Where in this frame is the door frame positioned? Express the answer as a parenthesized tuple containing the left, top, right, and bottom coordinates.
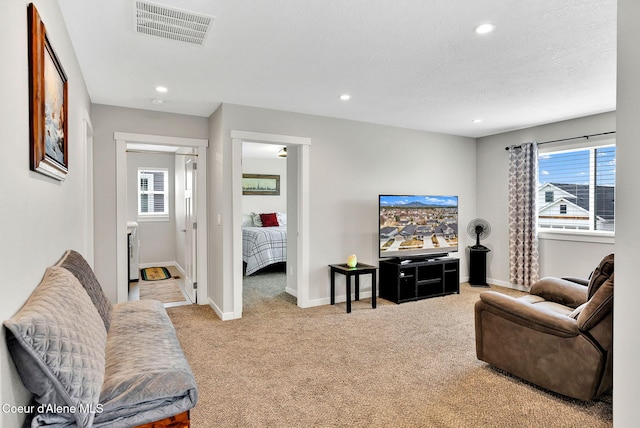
(231, 131, 311, 319)
(82, 110, 94, 266)
(114, 132, 209, 304)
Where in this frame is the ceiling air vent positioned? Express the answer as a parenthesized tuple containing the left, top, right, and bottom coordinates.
(134, 0, 214, 46)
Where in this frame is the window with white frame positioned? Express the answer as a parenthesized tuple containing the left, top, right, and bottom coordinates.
(138, 168, 168, 218)
(538, 141, 615, 233)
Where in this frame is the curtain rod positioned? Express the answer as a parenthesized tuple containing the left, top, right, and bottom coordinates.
(504, 131, 616, 151)
(126, 149, 198, 156)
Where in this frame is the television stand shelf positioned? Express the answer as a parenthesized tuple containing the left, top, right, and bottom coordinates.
(379, 258, 459, 303)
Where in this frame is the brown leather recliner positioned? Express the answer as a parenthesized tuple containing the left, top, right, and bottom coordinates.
(474, 254, 614, 401)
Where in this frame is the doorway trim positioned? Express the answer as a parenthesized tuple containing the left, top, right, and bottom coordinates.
(114, 132, 209, 304)
(82, 110, 94, 266)
(231, 131, 310, 319)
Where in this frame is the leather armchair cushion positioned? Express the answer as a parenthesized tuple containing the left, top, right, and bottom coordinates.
(578, 274, 614, 331)
(530, 277, 588, 308)
(562, 277, 589, 286)
(478, 291, 579, 337)
(587, 253, 614, 299)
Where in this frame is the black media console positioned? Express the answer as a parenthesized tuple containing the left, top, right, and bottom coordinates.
(379, 257, 460, 304)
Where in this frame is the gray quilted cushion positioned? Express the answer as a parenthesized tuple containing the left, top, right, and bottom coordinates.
(94, 300, 198, 426)
(4, 267, 107, 428)
(56, 249, 113, 331)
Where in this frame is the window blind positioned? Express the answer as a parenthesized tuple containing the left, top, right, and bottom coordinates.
(138, 169, 168, 216)
(538, 144, 615, 232)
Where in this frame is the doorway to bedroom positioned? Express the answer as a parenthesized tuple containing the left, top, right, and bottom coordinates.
(241, 142, 292, 314)
(231, 130, 310, 320)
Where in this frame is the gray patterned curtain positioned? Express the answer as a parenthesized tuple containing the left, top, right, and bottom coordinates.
(508, 142, 539, 288)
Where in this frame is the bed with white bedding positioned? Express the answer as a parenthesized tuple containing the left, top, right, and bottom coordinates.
(242, 226, 287, 275)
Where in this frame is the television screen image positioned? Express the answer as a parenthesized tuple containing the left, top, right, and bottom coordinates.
(379, 195, 458, 259)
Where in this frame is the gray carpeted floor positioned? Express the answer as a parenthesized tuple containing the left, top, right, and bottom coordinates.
(167, 273, 612, 427)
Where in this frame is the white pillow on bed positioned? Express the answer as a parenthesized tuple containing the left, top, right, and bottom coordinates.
(250, 212, 262, 227)
(277, 212, 287, 226)
(242, 214, 254, 227)
(251, 213, 262, 227)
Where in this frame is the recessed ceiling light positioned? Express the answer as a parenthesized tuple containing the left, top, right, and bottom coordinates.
(472, 118, 483, 123)
(474, 23, 495, 35)
(340, 94, 351, 101)
(155, 86, 168, 93)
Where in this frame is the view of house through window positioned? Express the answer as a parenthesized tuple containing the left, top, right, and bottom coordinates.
(538, 143, 615, 232)
(138, 168, 168, 217)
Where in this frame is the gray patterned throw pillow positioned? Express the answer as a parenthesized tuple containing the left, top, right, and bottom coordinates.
(4, 267, 107, 428)
(56, 249, 113, 330)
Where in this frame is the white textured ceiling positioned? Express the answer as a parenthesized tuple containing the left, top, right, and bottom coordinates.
(58, 0, 616, 138)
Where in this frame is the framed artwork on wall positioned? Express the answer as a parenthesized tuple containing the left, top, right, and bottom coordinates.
(242, 174, 280, 195)
(28, 3, 69, 181)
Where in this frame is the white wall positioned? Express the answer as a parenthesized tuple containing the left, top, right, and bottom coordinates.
(614, 0, 640, 424)
(242, 157, 288, 215)
(0, 1, 92, 426)
(476, 112, 616, 285)
(208, 106, 226, 308)
(127, 152, 176, 266)
(208, 104, 477, 313)
(92, 104, 209, 301)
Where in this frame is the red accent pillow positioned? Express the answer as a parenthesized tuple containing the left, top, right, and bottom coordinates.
(259, 213, 279, 227)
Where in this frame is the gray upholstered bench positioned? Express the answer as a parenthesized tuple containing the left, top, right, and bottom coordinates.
(4, 250, 198, 427)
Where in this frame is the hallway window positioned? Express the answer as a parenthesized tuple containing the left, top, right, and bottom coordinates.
(138, 168, 168, 218)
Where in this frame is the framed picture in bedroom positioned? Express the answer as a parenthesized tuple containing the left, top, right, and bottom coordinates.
(28, 3, 69, 181)
(242, 174, 280, 195)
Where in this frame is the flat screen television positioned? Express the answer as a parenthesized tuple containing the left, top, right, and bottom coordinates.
(379, 195, 459, 260)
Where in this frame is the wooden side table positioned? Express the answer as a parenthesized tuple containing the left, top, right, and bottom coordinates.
(329, 263, 378, 313)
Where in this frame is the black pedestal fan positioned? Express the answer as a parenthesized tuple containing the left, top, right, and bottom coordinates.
(467, 218, 491, 287)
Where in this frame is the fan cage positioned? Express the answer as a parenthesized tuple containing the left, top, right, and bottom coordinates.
(467, 218, 491, 248)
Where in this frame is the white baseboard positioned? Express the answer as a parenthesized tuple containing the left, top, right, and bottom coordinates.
(488, 278, 529, 291)
(174, 263, 186, 276)
(285, 287, 297, 297)
(208, 298, 238, 321)
(307, 291, 374, 308)
(304, 298, 329, 308)
(139, 260, 177, 269)
(461, 276, 525, 291)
